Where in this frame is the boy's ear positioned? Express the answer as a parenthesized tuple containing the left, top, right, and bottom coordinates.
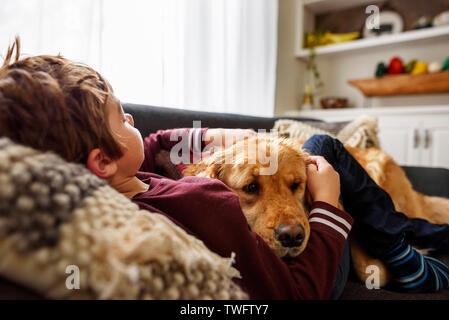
(86, 148, 118, 179)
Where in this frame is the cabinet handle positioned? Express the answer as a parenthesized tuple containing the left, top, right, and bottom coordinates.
(424, 129, 431, 149)
(413, 129, 420, 149)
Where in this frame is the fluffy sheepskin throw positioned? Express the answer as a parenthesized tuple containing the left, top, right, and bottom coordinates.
(0, 137, 247, 300)
(273, 115, 380, 149)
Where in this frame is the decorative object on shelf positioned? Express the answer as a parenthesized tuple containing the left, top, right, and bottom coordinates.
(444, 56, 449, 71)
(301, 84, 314, 111)
(348, 71, 449, 97)
(302, 34, 325, 109)
(428, 61, 443, 73)
(305, 48, 324, 90)
(387, 56, 404, 75)
(375, 62, 387, 78)
(304, 30, 359, 48)
(363, 9, 404, 38)
(433, 10, 449, 27)
(412, 16, 433, 30)
(373, 54, 448, 80)
(297, 25, 449, 59)
(410, 61, 428, 75)
(320, 97, 348, 109)
(303, 30, 325, 48)
(404, 60, 417, 74)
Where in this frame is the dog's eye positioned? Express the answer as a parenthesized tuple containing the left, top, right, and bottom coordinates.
(243, 182, 259, 194)
(291, 182, 300, 192)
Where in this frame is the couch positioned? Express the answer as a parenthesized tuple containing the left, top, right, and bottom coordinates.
(1, 103, 449, 300)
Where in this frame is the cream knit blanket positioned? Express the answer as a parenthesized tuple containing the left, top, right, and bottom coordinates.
(0, 137, 247, 300)
(274, 115, 380, 149)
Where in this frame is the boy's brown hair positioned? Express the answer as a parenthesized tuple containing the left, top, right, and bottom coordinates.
(0, 37, 123, 163)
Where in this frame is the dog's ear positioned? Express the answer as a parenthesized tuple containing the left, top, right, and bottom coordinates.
(183, 148, 226, 180)
(300, 148, 312, 165)
(183, 162, 223, 179)
(304, 187, 314, 215)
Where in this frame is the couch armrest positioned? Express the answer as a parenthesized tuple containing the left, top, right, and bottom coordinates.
(402, 166, 449, 198)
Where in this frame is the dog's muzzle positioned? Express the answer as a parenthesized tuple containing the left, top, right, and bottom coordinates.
(275, 223, 305, 248)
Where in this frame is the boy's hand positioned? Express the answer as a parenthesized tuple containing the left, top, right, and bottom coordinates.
(306, 155, 341, 208)
(204, 128, 256, 147)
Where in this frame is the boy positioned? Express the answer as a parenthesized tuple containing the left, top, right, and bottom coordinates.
(0, 38, 447, 299)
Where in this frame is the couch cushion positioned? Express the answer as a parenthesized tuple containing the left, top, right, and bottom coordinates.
(340, 251, 449, 300)
(402, 166, 449, 198)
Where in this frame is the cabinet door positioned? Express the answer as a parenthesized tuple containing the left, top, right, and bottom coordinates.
(420, 117, 449, 169)
(377, 118, 421, 167)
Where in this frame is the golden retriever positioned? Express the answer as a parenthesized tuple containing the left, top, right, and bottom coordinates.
(183, 135, 449, 287)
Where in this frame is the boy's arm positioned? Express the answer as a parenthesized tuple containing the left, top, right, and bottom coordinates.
(140, 128, 255, 173)
(284, 200, 353, 299)
(140, 128, 208, 173)
(234, 200, 353, 300)
(132, 176, 352, 299)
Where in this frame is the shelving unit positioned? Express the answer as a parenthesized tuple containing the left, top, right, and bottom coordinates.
(283, 0, 449, 169)
(303, 0, 386, 15)
(348, 71, 449, 97)
(293, 0, 449, 109)
(296, 25, 449, 59)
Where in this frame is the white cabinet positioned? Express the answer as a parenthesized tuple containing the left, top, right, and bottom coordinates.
(418, 119, 449, 168)
(284, 106, 449, 169)
(376, 116, 421, 167)
(378, 115, 449, 168)
(376, 124, 417, 166)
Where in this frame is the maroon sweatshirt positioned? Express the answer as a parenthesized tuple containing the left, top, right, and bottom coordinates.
(132, 129, 354, 299)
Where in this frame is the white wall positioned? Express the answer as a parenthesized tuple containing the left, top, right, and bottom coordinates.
(274, 0, 305, 116)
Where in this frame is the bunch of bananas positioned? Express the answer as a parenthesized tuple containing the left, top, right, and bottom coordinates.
(304, 30, 360, 48)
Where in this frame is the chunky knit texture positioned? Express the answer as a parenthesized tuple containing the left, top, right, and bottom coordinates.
(0, 137, 247, 300)
(274, 115, 380, 150)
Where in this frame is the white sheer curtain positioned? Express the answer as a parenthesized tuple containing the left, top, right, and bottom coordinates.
(0, 0, 278, 116)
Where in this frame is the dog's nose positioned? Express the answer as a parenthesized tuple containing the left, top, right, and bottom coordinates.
(275, 224, 305, 248)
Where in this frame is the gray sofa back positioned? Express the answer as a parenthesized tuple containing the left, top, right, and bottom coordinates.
(123, 103, 449, 200)
(123, 103, 319, 138)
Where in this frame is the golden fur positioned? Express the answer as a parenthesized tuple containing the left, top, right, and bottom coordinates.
(185, 136, 312, 257)
(184, 135, 449, 287)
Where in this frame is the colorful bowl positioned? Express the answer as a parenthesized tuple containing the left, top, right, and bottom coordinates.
(320, 97, 348, 109)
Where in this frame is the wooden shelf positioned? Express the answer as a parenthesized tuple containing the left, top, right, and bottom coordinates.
(296, 25, 449, 58)
(348, 71, 449, 97)
(283, 105, 449, 119)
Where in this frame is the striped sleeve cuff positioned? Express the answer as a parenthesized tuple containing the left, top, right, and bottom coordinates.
(309, 201, 353, 240)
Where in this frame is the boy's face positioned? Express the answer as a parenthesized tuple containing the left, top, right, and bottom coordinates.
(106, 95, 145, 177)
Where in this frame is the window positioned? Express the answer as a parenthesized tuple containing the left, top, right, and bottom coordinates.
(0, 0, 278, 116)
